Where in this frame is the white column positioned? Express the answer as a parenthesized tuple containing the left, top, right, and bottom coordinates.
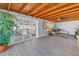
(36, 20, 39, 37)
(28, 22, 33, 38)
(22, 22, 25, 41)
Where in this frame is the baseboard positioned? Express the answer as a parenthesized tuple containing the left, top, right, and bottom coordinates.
(37, 34, 48, 38)
(9, 34, 48, 46)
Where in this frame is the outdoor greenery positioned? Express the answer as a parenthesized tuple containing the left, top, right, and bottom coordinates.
(75, 30, 79, 35)
(75, 24, 79, 36)
(0, 11, 16, 45)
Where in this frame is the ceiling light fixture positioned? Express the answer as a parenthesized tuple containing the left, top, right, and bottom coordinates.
(58, 18, 61, 21)
(58, 16, 65, 21)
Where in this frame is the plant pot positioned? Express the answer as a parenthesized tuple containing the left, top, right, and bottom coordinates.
(76, 35, 79, 41)
(0, 45, 8, 53)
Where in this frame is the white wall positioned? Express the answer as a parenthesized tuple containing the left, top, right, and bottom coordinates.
(56, 20, 79, 35)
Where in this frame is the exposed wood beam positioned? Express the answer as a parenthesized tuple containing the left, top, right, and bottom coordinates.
(20, 3, 37, 14)
(32, 4, 56, 16)
(39, 4, 79, 18)
(49, 18, 79, 22)
(47, 10, 79, 20)
(26, 3, 43, 14)
(0, 3, 79, 22)
(20, 3, 32, 13)
(18, 4, 28, 13)
(27, 3, 48, 15)
(8, 3, 11, 11)
(48, 13, 79, 22)
(44, 7, 79, 19)
(34, 4, 67, 16)
(0, 3, 9, 9)
(10, 3, 27, 12)
(60, 15, 79, 21)
(64, 18, 79, 21)
(48, 19, 64, 22)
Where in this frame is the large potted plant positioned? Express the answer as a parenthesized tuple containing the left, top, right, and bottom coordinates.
(75, 29, 79, 40)
(0, 11, 16, 52)
(75, 25, 79, 41)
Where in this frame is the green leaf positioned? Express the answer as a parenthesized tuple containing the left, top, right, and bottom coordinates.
(0, 11, 17, 45)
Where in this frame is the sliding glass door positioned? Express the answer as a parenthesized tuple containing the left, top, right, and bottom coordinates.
(9, 19, 37, 45)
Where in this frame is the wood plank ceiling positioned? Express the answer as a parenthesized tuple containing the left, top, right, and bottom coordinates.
(0, 3, 79, 22)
